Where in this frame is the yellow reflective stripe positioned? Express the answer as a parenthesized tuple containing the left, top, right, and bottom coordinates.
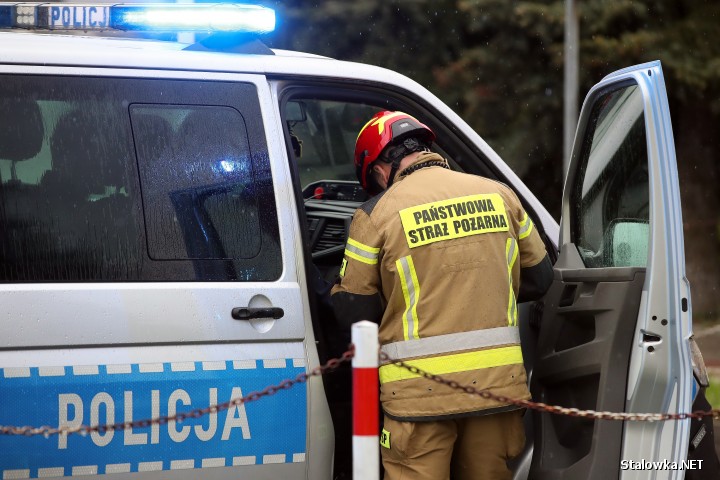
(345, 237, 380, 265)
(371, 111, 405, 136)
(357, 112, 407, 141)
(380, 429, 391, 449)
(396, 255, 420, 340)
(345, 249, 377, 265)
(379, 345, 524, 384)
(339, 258, 348, 277)
(347, 237, 381, 254)
(380, 326, 520, 361)
(518, 213, 534, 240)
(506, 238, 518, 326)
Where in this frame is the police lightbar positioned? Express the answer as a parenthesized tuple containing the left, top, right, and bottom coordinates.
(0, 3, 276, 32)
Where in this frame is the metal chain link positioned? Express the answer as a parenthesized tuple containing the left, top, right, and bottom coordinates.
(0, 347, 354, 438)
(380, 352, 720, 422)
(2, 344, 719, 438)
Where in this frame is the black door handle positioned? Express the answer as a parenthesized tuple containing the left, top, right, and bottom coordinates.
(231, 307, 284, 320)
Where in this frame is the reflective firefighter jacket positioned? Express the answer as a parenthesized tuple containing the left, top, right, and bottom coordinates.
(331, 152, 549, 420)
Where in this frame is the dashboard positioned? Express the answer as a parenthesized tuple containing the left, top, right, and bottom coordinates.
(302, 179, 368, 203)
(305, 199, 358, 261)
(302, 181, 365, 272)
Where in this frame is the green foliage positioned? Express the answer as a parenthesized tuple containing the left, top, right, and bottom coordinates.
(265, 0, 464, 91)
(580, 0, 720, 108)
(707, 377, 720, 408)
(264, 0, 720, 219)
(438, 1, 566, 213)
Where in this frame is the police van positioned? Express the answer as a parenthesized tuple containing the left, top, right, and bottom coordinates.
(0, 3, 715, 479)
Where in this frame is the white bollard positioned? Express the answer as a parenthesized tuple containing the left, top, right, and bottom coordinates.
(352, 320, 379, 480)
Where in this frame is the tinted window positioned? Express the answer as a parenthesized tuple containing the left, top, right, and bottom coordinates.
(132, 105, 261, 260)
(572, 83, 649, 268)
(0, 76, 280, 282)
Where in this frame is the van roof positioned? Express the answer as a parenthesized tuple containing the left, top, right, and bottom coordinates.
(0, 31, 402, 83)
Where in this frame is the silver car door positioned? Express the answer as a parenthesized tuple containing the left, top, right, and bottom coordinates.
(529, 61, 693, 479)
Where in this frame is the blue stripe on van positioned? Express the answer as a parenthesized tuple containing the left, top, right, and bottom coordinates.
(0, 359, 306, 477)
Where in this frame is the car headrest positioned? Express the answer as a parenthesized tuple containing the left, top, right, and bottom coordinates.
(0, 98, 44, 161)
(164, 108, 250, 188)
(48, 110, 123, 194)
(177, 109, 241, 146)
(132, 113, 173, 144)
(177, 109, 245, 156)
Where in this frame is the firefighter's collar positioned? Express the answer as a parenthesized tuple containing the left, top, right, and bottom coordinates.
(395, 152, 449, 182)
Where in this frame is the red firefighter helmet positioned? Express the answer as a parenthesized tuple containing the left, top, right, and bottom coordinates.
(354, 111, 435, 195)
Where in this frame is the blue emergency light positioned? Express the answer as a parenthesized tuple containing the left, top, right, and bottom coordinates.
(0, 2, 276, 33)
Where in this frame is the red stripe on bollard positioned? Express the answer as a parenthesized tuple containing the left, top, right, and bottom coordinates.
(352, 321, 379, 480)
(353, 367, 379, 436)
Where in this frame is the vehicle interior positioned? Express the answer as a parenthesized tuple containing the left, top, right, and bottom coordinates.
(278, 83, 715, 479)
(280, 91, 556, 290)
(278, 90, 557, 479)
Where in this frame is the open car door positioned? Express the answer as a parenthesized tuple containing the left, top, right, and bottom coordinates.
(529, 61, 694, 479)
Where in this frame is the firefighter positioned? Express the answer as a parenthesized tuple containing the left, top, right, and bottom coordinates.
(331, 111, 554, 480)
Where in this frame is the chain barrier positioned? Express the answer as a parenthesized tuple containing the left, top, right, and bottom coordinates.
(380, 352, 720, 422)
(0, 348, 354, 438)
(2, 344, 719, 438)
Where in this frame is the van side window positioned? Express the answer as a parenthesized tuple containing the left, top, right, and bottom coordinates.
(131, 105, 262, 261)
(571, 83, 650, 268)
(0, 76, 280, 282)
(0, 79, 144, 283)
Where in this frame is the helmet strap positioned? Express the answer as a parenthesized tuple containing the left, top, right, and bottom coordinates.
(382, 137, 429, 189)
(386, 159, 401, 189)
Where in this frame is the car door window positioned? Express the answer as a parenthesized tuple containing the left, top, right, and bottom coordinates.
(287, 99, 379, 188)
(571, 83, 649, 268)
(0, 77, 144, 282)
(285, 97, 464, 194)
(0, 76, 280, 283)
(132, 105, 262, 261)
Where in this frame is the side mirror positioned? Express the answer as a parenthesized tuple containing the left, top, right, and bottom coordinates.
(609, 219, 649, 267)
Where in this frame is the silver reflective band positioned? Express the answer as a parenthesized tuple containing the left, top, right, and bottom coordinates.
(396, 255, 420, 340)
(506, 238, 518, 326)
(345, 243, 379, 262)
(380, 326, 520, 362)
(518, 214, 533, 239)
(506, 238, 517, 266)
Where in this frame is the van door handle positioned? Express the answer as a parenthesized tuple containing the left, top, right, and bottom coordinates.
(231, 307, 284, 320)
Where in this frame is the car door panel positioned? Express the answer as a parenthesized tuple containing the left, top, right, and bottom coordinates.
(0, 71, 326, 479)
(530, 247, 645, 477)
(530, 61, 692, 479)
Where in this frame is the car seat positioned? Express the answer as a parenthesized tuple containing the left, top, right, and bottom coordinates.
(0, 97, 45, 281)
